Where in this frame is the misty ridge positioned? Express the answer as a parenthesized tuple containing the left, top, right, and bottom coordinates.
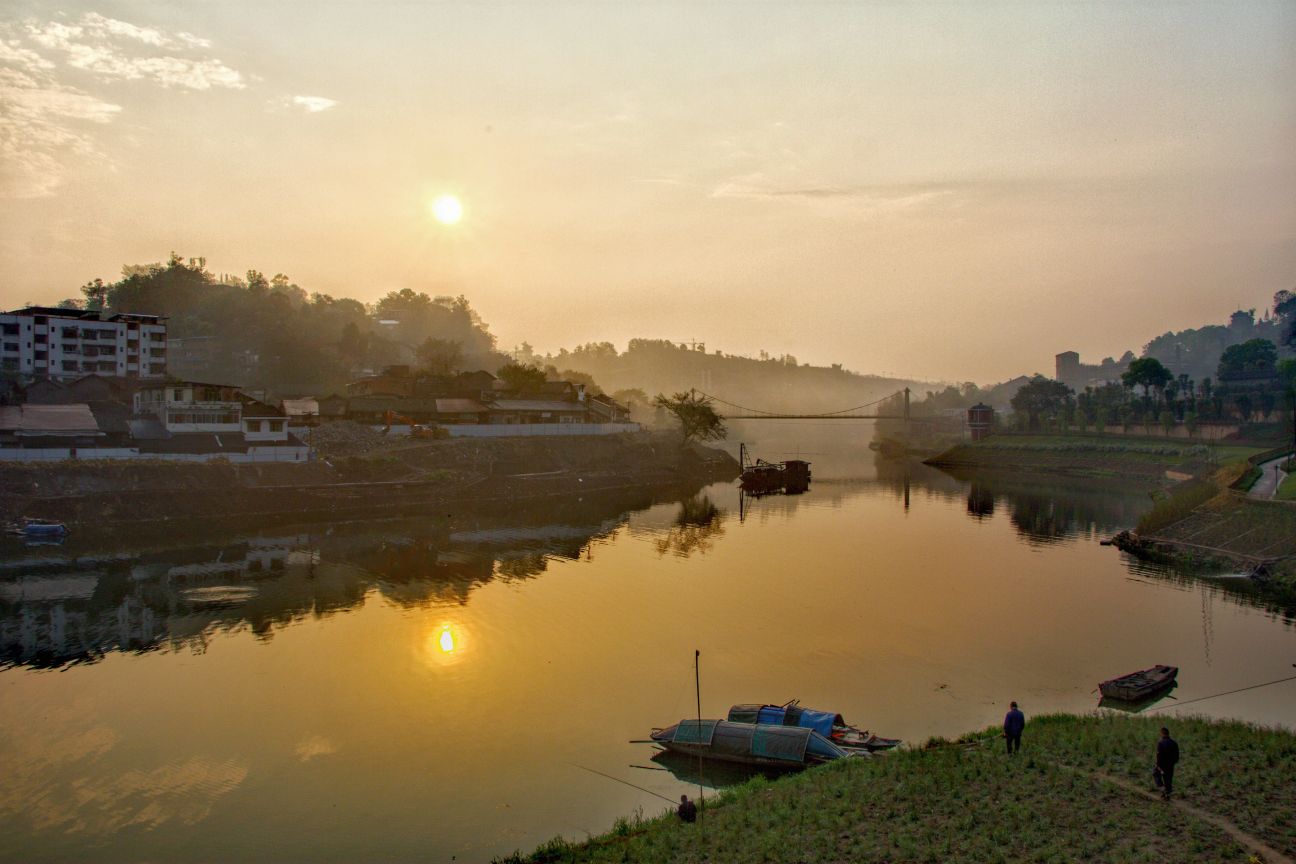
(49, 253, 1293, 419)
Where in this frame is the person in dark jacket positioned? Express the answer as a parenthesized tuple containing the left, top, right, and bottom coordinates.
(677, 794, 697, 823)
(1156, 727, 1180, 799)
(1003, 701, 1025, 754)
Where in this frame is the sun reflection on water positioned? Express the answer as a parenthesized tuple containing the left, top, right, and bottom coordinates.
(423, 623, 467, 669)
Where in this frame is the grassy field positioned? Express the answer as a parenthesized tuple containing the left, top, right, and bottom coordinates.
(1278, 473, 1296, 501)
(501, 714, 1296, 864)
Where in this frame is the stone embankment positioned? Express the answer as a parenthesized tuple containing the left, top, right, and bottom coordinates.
(0, 429, 739, 529)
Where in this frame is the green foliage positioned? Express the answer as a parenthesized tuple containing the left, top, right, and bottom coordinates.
(497, 362, 548, 392)
(79, 253, 505, 397)
(1010, 375, 1074, 429)
(1136, 479, 1219, 533)
(653, 391, 727, 443)
(1218, 338, 1279, 380)
(1121, 357, 1173, 400)
(416, 337, 462, 375)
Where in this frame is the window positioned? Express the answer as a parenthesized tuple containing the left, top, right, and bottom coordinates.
(269, 420, 284, 432)
(1, 324, 17, 336)
(62, 327, 77, 338)
(172, 389, 183, 401)
(2, 342, 16, 353)
(35, 333, 47, 343)
(62, 360, 77, 371)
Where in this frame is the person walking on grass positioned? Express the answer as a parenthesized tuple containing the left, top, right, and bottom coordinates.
(1003, 701, 1025, 754)
(1156, 726, 1180, 800)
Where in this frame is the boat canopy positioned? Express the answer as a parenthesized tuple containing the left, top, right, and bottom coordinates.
(728, 703, 843, 738)
(670, 719, 845, 764)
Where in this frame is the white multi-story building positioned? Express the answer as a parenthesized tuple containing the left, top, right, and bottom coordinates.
(0, 306, 167, 379)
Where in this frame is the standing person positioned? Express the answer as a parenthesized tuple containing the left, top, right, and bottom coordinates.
(1156, 727, 1180, 800)
(677, 794, 697, 823)
(1003, 701, 1025, 754)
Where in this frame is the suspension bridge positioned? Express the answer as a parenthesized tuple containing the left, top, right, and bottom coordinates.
(693, 387, 923, 422)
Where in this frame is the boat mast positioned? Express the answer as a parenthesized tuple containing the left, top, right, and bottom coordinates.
(695, 648, 704, 827)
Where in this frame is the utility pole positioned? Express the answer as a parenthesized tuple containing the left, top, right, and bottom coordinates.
(903, 387, 910, 434)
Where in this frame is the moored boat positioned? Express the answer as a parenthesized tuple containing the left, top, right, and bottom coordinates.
(1098, 665, 1178, 702)
(650, 719, 861, 769)
(728, 701, 901, 751)
(7, 518, 68, 538)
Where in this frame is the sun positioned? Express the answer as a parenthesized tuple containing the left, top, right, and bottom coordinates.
(432, 194, 463, 225)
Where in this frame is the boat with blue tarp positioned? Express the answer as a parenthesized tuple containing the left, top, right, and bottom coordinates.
(728, 700, 901, 751)
(649, 719, 862, 769)
(7, 518, 69, 539)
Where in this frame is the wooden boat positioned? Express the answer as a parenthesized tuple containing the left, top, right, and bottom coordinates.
(1098, 665, 1178, 702)
(650, 719, 862, 769)
(728, 701, 901, 751)
(7, 518, 68, 538)
(738, 445, 812, 495)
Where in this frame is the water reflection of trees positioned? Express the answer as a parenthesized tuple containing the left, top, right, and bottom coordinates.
(655, 495, 726, 558)
(0, 484, 710, 669)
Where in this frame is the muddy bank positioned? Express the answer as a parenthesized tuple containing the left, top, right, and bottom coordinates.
(0, 432, 739, 529)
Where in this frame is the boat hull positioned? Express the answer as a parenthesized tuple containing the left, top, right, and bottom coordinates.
(1098, 665, 1178, 702)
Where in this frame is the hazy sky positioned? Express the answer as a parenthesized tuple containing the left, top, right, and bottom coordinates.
(2, 2, 1293, 382)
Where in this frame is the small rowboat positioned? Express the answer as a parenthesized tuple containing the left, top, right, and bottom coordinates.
(1099, 665, 1178, 702)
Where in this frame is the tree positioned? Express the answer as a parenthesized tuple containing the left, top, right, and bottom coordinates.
(1217, 338, 1278, 380)
(417, 338, 463, 375)
(80, 278, 108, 310)
(1121, 357, 1173, 403)
(654, 391, 727, 443)
(1275, 289, 1296, 347)
(497, 361, 547, 392)
(1009, 375, 1073, 430)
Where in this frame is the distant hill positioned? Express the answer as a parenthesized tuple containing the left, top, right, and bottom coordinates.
(530, 339, 933, 415)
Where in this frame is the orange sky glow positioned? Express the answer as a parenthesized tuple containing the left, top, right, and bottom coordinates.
(2, 2, 1293, 382)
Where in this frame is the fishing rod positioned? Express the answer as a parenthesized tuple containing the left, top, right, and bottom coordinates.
(570, 763, 677, 804)
(1146, 670, 1296, 712)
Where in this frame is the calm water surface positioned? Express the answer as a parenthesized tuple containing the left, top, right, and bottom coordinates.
(2, 455, 1294, 862)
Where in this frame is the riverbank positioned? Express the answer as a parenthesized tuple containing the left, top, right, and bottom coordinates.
(503, 713, 1296, 863)
(0, 431, 739, 529)
(925, 435, 1296, 603)
(924, 434, 1265, 483)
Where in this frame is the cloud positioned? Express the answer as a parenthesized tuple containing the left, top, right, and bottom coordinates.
(291, 94, 338, 113)
(25, 14, 244, 90)
(0, 13, 242, 197)
(0, 66, 120, 197)
(710, 174, 958, 213)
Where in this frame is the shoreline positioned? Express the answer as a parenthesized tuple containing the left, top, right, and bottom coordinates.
(0, 431, 740, 531)
(499, 712, 1296, 864)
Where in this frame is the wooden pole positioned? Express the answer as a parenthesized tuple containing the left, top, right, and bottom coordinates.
(695, 648, 704, 827)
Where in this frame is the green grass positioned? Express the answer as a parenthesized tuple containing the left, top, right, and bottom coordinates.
(499, 714, 1296, 864)
(1277, 473, 1296, 501)
(1136, 480, 1220, 534)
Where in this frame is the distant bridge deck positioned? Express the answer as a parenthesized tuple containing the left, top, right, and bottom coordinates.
(696, 388, 926, 422)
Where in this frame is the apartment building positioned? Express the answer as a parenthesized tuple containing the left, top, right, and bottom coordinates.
(0, 307, 167, 379)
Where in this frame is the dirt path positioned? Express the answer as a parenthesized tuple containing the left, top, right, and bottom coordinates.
(1059, 764, 1294, 864)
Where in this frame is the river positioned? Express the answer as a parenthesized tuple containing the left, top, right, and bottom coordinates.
(2, 450, 1294, 862)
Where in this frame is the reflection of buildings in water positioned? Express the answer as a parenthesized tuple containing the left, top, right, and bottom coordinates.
(0, 488, 695, 669)
(966, 483, 995, 519)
